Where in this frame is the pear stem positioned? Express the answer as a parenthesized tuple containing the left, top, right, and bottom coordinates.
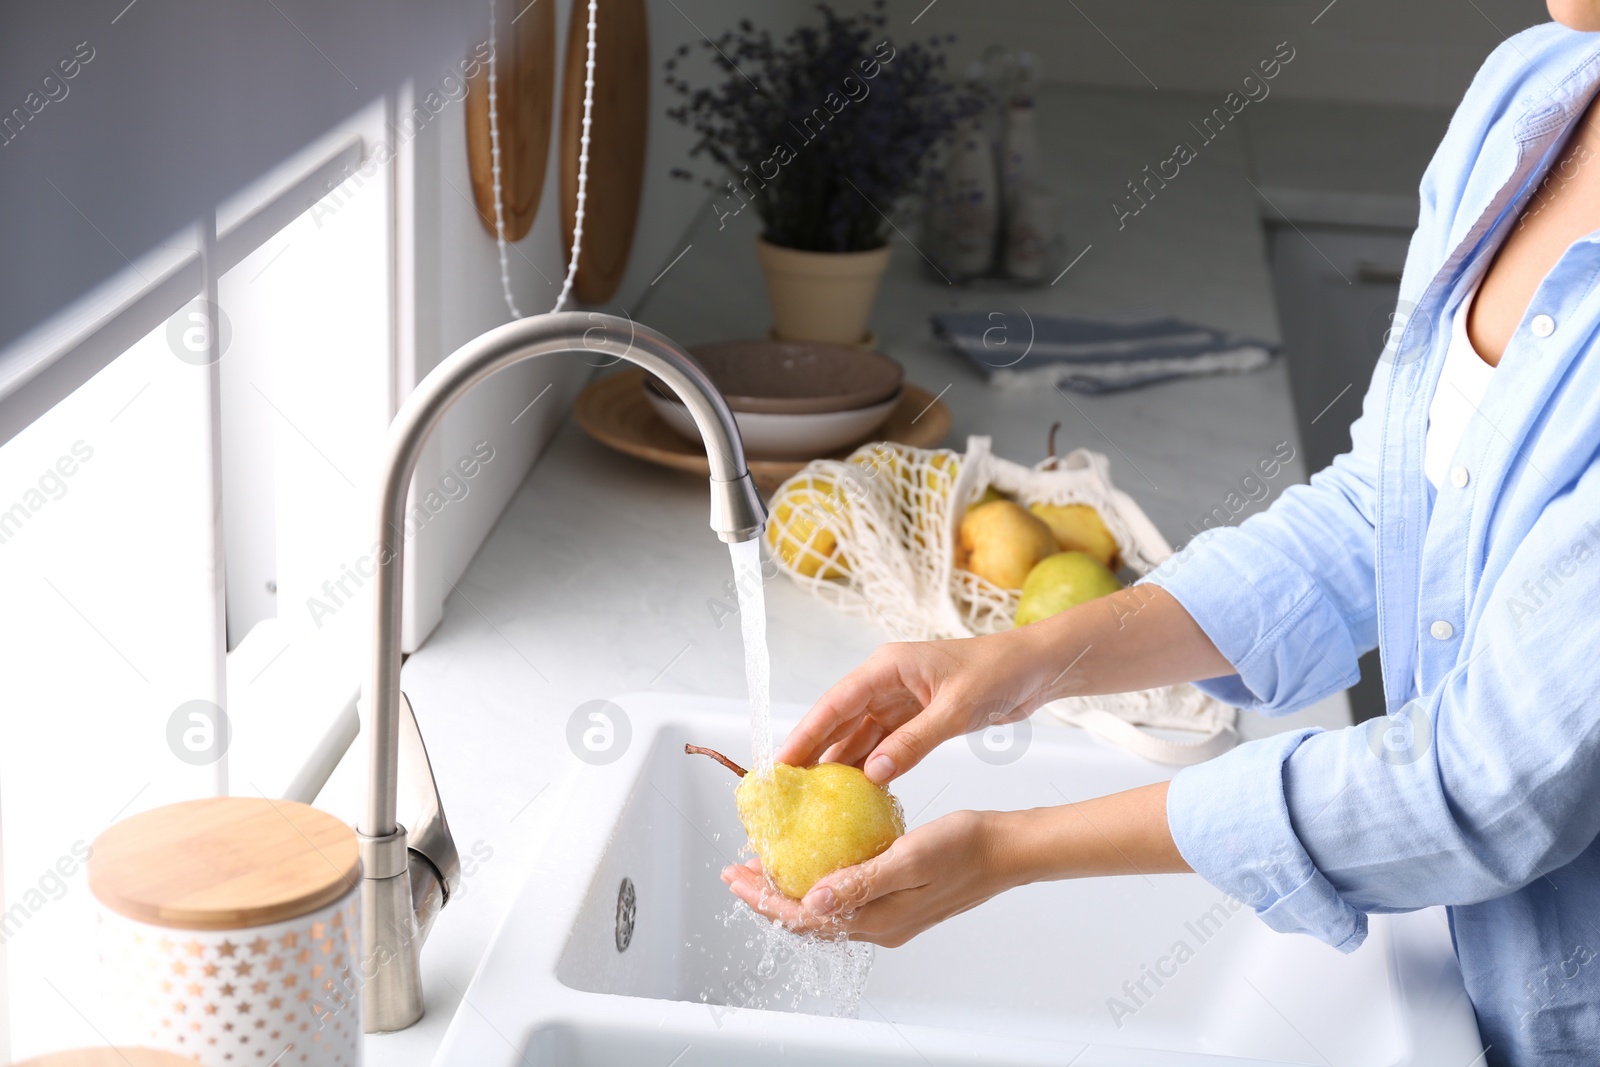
(684, 744, 747, 778)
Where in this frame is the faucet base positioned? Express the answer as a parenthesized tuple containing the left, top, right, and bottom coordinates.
(360, 828, 426, 1033)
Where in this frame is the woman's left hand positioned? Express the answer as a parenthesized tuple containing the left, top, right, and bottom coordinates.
(721, 810, 1012, 947)
(720, 783, 1188, 946)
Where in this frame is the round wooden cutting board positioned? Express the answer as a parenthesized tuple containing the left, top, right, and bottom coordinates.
(575, 369, 952, 494)
(560, 0, 650, 304)
(466, 0, 557, 241)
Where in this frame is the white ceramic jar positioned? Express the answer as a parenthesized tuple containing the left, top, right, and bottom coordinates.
(88, 798, 363, 1065)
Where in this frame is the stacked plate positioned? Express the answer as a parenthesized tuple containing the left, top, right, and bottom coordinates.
(644, 340, 904, 460)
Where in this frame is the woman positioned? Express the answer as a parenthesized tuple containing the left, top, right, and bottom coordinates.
(723, 7, 1600, 1063)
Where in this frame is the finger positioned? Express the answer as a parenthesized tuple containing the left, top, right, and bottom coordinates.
(860, 699, 951, 784)
(800, 838, 924, 919)
(821, 718, 887, 768)
(726, 856, 931, 941)
(720, 855, 761, 881)
(822, 720, 885, 767)
(797, 716, 869, 768)
(776, 661, 897, 766)
(825, 887, 945, 948)
(776, 670, 883, 766)
(720, 858, 766, 893)
(723, 867, 844, 934)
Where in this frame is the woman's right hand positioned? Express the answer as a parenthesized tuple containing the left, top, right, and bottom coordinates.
(774, 585, 1233, 786)
(773, 628, 1057, 785)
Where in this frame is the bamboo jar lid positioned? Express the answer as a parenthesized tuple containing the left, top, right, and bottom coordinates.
(88, 797, 359, 930)
(16, 1051, 195, 1066)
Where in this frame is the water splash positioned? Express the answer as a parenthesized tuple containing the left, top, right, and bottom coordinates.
(711, 902, 875, 1019)
(728, 538, 772, 776)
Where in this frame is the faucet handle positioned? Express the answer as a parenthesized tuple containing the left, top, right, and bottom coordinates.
(357, 689, 455, 1034)
(396, 691, 461, 911)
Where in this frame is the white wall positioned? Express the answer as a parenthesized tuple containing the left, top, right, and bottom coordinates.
(884, 0, 1550, 107)
(0, 2, 483, 354)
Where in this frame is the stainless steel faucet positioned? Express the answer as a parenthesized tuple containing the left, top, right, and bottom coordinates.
(358, 312, 767, 1032)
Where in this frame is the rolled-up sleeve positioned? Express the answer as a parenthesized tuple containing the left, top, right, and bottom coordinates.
(1131, 351, 1391, 950)
(1167, 728, 1369, 950)
(1143, 360, 1389, 716)
(1164, 462, 1600, 951)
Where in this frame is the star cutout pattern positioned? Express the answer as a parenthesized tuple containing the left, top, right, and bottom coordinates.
(98, 891, 360, 1065)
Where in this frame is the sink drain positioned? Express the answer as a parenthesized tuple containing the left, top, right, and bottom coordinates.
(615, 877, 637, 952)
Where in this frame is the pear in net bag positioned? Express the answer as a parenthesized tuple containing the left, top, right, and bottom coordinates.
(764, 434, 1238, 765)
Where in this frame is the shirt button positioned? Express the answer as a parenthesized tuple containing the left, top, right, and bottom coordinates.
(1531, 314, 1555, 337)
(1431, 620, 1455, 640)
(1450, 466, 1470, 488)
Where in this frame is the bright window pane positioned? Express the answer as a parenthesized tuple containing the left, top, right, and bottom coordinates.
(220, 162, 392, 654)
(0, 318, 219, 1057)
(0, 156, 391, 1060)
(218, 161, 392, 803)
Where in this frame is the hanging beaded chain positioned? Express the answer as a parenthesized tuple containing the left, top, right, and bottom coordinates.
(487, 0, 598, 318)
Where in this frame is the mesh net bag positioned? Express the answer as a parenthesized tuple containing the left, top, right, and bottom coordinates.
(765, 435, 1238, 765)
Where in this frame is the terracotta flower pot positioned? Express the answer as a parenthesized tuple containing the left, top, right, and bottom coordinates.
(756, 238, 893, 345)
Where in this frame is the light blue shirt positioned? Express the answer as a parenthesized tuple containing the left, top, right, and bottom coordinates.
(1147, 24, 1600, 1066)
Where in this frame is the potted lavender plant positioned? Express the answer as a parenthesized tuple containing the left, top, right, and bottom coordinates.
(666, 3, 972, 345)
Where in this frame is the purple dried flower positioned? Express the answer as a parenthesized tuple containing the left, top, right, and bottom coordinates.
(664, 3, 979, 253)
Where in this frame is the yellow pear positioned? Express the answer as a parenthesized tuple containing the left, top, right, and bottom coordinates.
(975, 485, 1007, 505)
(1029, 503, 1119, 569)
(849, 443, 904, 483)
(886, 449, 960, 515)
(958, 499, 1058, 590)
(1014, 551, 1123, 626)
(766, 475, 849, 579)
(925, 450, 961, 489)
(686, 745, 903, 900)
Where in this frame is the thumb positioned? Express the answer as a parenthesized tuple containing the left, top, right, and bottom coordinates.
(861, 704, 951, 784)
(802, 842, 917, 917)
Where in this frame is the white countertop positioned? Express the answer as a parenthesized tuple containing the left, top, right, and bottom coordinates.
(318, 83, 1360, 1064)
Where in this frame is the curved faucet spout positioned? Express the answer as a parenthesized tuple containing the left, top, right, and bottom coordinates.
(359, 312, 767, 1032)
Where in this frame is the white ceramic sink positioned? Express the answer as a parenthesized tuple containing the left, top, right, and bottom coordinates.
(435, 693, 1483, 1065)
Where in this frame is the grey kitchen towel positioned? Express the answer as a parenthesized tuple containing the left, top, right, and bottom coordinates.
(931, 311, 1277, 394)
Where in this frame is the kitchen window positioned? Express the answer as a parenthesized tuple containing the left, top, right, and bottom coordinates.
(0, 99, 393, 1059)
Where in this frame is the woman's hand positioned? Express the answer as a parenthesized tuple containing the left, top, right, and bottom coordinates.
(721, 810, 1013, 947)
(773, 630, 1055, 786)
(721, 785, 1190, 947)
(775, 585, 1231, 785)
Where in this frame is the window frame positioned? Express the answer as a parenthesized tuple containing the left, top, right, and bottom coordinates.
(0, 134, 365, 451)
(0, 102, 397, 1064)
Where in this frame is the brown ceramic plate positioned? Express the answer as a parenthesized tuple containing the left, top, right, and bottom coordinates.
(644, 340, 903, 415)
(579, 369, 949, 495)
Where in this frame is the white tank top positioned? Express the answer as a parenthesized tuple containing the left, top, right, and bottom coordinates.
(1423, 284, 1498, 490)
